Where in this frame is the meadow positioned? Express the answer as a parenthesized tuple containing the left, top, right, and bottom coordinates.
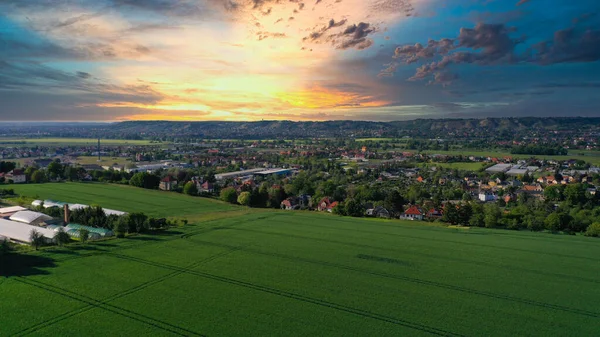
(2, 183, 600, 336)
(8, 183, 236, 217)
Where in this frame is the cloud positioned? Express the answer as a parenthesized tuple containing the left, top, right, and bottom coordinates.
(516, 0, 531, 6)
(528, 28, 600, 64)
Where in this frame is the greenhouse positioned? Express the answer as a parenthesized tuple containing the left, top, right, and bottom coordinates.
(9, 211, 53, 226)
(65, 229, 102, 241)
(0, 219, 56, 244)
(65, 223, 114, 237)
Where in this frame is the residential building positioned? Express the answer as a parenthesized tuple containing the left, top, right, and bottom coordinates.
(159, 176, 178, 191)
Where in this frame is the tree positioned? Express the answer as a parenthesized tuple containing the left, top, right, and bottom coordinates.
(458, 203, 473, 226)
(31, 170, 47, 183)
(29, 229, 45, 250)
(79, 229, 90, 244)
(544, 212, 571, 232)
(220, 187, 238, 204)
(128, 212, 149, 233)
(54, 227, 71, 246)
(442, 203, 459, 225)
(183, 181, 198, 196)
(344, 198, 364, 217)
(484, 204, 502, 228)
(129, 172, 160, 189)
(237, 191, 251, 206)
(113, 216, 129, 238)
(47, 161, 63, 180)
(0, 237, 10, 256)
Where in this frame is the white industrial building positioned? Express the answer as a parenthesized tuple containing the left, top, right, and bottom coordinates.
(30, 200, 127, 216)
(485, 164, 512, 173)
(0, 206, 27, 216)
(9, 211, 53, 226)
(0, 219, 56, 244)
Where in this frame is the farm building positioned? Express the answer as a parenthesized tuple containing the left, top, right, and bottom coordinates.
(66, 229, 102, 241)
(0, 219, 56, 244)
(31, 200, 126, 216)
(9, 211, 53, 226)
(0, 206, 27, 217)
(65, 223, 114, 237)
(506, 167, 528, 176)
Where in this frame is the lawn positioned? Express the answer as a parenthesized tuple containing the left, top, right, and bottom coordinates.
(73, 156, 132, 166)
(8, 182, 236, 217)
(2, 199, 600, 335)
(0, 138, 156, 146)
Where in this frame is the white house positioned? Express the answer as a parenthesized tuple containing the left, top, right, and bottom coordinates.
(478, 192, 496, 202)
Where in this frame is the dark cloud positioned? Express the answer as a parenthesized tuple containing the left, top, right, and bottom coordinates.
(303, 20, 376, 50)
(529, 28, 600, 64)
(76, 71, 92, 79)
(381, 23, 527, 84)
(257, 31, 287, 40)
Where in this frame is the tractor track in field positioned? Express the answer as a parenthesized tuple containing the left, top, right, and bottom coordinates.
(13, 277, 204, 337)
(33, 212, 267, 265)
(278, 218, 600, 263)
(10, 247, 243, 337)
(222, 225, 600, 285)
(216, 228, 600, 318)
(106, 253, 465, 337)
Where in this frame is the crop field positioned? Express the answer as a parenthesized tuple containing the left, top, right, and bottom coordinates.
(2, 185, 600, 336)
(0, 137, 157, 146)
(8, 183, 235, 218)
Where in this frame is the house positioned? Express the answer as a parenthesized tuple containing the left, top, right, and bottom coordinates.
(280, 197, 299, 210)
(426, 208, 443, 219)
(537, 175, 558, 185)
(159, 176, 178, 191)
(403, 205, 425, 220)
(6, 169, 26, 183)
(327, 201, 339, 212)
(366, 206, 390, 218)
(200, 181, 214, 193)
(479, 192, 496, 202)
(317, 197, 332, 212)
(504, 194, 516, 203)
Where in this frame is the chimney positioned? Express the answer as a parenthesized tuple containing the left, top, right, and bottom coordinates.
(64, 204, 70, 224)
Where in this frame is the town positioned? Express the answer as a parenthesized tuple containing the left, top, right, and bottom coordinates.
(1, 119, 600, 246)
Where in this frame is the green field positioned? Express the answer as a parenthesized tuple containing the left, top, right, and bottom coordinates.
(2, 183, 600, 336)
(419, 162, 487, 171)
(401, 149, 600, 166)
(8, 183, 235, 217)
(0, 138, 155, 146)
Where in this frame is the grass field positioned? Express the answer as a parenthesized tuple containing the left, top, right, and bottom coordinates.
(0, 138, 156, 146)
(2, 183, 600, 336)
(8, 183, 235, 217)
(419, 162, 487, 171)
(401, 149, 600, 166)
(73, 156, 132, 166)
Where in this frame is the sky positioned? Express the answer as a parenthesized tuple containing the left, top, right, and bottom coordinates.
(0, 0, 599, 122)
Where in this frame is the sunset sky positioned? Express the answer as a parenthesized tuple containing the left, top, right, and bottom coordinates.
(0, 0, 599, 121)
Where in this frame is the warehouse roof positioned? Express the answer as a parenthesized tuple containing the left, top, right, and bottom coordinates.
(0, 219, 55, 243)
(0, 206, 27, 214)
(9, 211, 53, 225)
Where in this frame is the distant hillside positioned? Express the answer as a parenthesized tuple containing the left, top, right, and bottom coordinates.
(2, 117, 600, 139)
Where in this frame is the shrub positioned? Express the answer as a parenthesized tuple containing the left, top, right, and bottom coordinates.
(585, 223, 600, 237)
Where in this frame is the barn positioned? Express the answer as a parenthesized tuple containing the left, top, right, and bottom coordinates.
(9, 211, 53, 226)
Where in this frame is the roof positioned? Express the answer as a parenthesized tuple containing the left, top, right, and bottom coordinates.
(161, 176, 177, 182)
(329, 201, 339, 209)
(0, 206, 27, 214)
(10, 169, 25, 175)
(405, 205, 424, 215)
(9, 211, 53, 224)
(0, 218, 56, 243)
